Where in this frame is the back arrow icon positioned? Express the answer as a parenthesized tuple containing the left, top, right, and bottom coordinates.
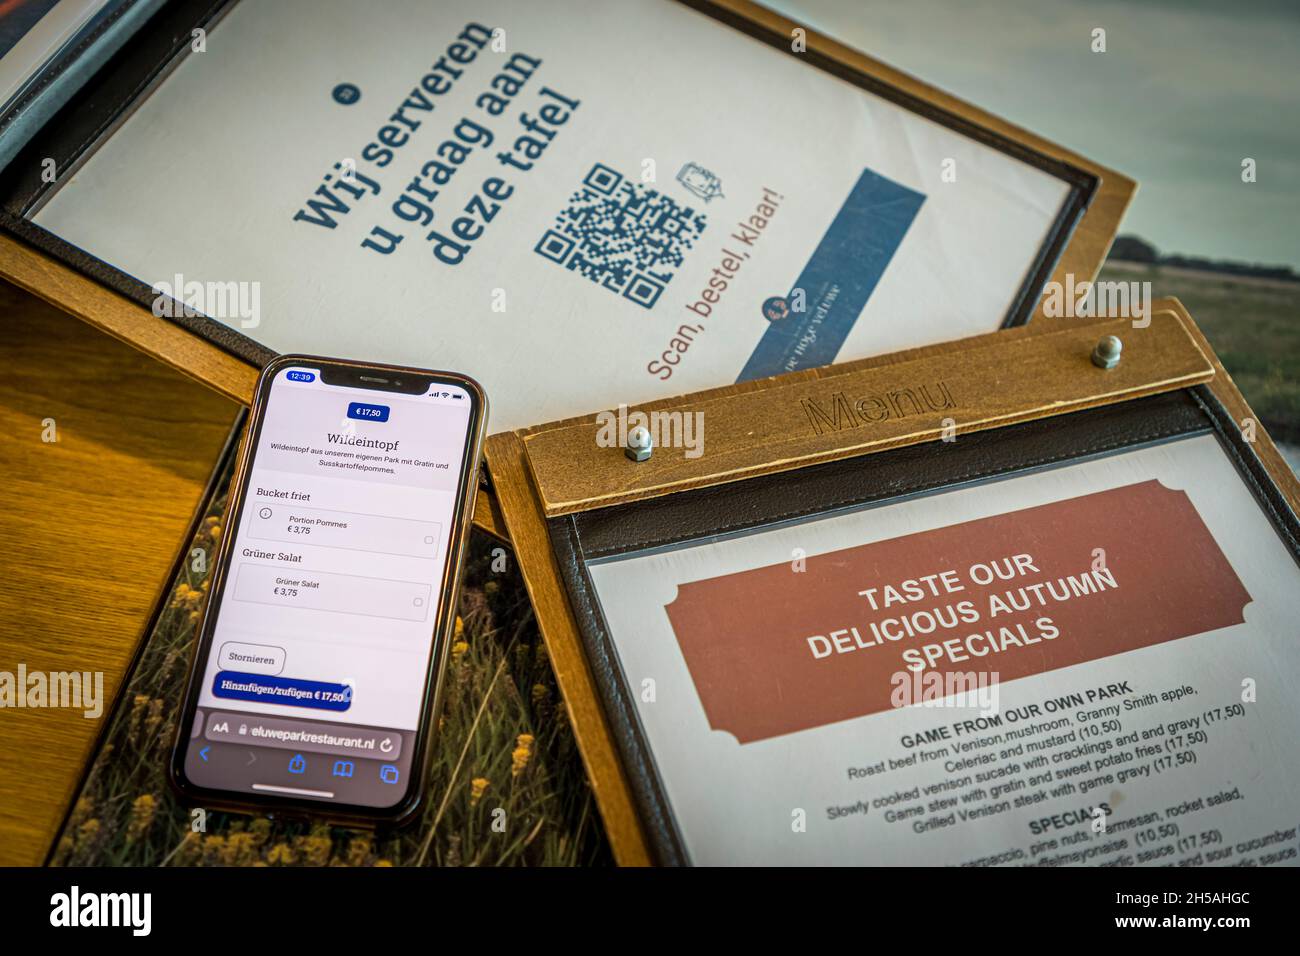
(199, 746, 210, 762)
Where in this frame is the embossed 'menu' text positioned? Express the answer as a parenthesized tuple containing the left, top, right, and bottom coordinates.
(801, 381, 956, 436)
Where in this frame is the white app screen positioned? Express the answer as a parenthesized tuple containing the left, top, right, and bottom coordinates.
(183, 364, 473, 807)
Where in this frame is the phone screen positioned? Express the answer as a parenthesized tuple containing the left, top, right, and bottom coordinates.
(178, 362, 478, 810)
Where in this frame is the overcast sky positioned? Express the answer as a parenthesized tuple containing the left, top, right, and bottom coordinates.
(767, 0, 1300, 268)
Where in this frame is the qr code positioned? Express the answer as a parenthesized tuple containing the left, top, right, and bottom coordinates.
(535, 163, 706, 309)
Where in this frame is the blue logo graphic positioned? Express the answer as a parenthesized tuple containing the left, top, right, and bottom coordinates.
(739, 169, 925, 381)
(332, 83, 361, 106)
(761, 296, 791, 322)
(379, 765, 400, 785)
(288, 754, 306, 774)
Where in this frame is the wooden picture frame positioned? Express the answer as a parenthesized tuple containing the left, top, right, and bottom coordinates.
(486, 300, 1300, 864)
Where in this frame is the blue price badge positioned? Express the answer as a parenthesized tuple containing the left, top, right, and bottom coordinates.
(347, 402, 390, 422)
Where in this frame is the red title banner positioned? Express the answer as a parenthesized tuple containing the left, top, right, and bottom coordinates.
(664, 481, 1251, 743)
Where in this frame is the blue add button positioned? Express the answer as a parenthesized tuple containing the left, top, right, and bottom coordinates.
(347, 402, 390, 422)
(212, 671, 352, 711)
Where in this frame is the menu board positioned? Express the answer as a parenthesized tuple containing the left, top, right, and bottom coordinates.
(587, 434, 1300, 865)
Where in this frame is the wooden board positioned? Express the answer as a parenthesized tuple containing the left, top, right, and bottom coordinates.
(524, 311, 1212, 514)
(0, 280, 240, 865)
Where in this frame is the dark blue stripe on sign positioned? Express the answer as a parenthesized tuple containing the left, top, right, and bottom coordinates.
(738, 169, 924, 381)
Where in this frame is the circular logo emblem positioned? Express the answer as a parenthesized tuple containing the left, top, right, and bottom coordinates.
(332, 83, 361, 106)
(762, 295, 791, 322)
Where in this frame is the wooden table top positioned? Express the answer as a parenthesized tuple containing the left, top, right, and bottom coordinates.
(0, 280, 239, 865)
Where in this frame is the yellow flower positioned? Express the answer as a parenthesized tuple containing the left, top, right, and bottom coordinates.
(127, 794, 156, 841)
(451, 640, 469, 662)
(454, 616, 465, 639)
(531, 683, 549, 705)
(346, 836, 373, 867)
(76, 818, 100, 846)
(511, 733, 535, 778)
(470, 777, 489, 806)
(68, 796, 94, 829)
(200, 835, 227, 866)
(266, 842, 295, 866)
(226, 832, 259, 867)
(296, 834, 332, 867)
(176, 831, 203, 866)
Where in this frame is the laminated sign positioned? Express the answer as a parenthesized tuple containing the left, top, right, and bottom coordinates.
(6, 0, 1129, 430)
(487, 306, 1300, 866)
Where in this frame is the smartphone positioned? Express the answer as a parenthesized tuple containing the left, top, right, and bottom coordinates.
(170, 355, 487, 825)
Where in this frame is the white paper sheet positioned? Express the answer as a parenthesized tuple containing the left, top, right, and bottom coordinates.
(588, 435, 1300, 865)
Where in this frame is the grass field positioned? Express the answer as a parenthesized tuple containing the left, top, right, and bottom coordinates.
(52, 461, 611, 867)
(1101, 262, 1300, 444)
